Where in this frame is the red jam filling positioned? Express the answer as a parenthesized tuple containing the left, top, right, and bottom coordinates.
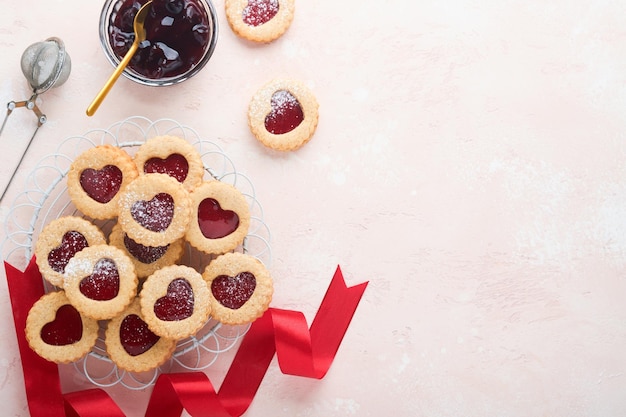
(48, 231, 89, 274)
(131, 193, 175, 232)
(108, 0, 211, 79)
(242, 0, 279, 27)
(80, 165, 123, 203)
(197, 198, 239, 239)
(41, 304, 83, 346)
(264, 90, 304, 134)
(79, 258, 120, 301)
(144, 153, 189, 183)
(120, 314, 160, 356)
(154, 278, 194, 321)
(123, 233, 169, 264)
(211, 272, 256, 309)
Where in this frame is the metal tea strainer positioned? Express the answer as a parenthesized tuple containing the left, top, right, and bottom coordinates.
(0, 37, 71, 203)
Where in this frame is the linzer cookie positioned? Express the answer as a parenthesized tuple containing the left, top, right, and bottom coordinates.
(109, 222, 185, 279)
(105, 298, 176, 373)
(133, 135, 204, 192)
(225, 0, 295, 43)
(202, 252, 273, 325)
(140, 265, 211, 340)
(34, 216, 106, 288)
(248, 79, 319, 151)
(117, 173, 191, 247)
(63, 244, 138, 320)
(25, 291, 98, 364)
(186, 180, 250, 255)
(67, 145, 138, 219)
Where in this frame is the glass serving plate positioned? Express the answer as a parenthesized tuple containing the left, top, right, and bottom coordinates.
(1, 116, 271, 389)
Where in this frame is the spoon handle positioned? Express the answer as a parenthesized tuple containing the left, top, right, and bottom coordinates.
(86, 43, 139, 117)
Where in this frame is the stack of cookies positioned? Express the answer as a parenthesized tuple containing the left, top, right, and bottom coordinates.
(25, 135, 273, 372)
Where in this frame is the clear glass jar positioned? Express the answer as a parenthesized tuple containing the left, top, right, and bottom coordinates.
(99, 0, 218, 86)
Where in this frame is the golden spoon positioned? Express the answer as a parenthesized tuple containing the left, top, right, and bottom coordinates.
(86, 0, 152, 116)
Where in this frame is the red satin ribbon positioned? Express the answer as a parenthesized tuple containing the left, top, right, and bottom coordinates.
(5, 258, 367, 417)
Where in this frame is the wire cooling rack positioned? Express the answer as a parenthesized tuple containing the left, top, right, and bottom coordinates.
(1, 116, 272, 389)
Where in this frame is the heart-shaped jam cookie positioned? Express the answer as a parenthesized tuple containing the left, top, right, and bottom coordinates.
(211, 272, 256, 309)
(131, 193, 175, 232)
(140, 265, 211, 340)
(197, 198, 240, 239)
(242, 0, 279, 26)
(203, 252, 273, 325)
(144, 154, 189, 183)
(79, 258, 120, 301)
(247, 79, 319, 151)
(225, 0, 295, 43)
(80, 165, 123, 203)
(64, 245, 138, 321)
(67, 145, 138, 220)
(186, 181, 250, 255)
(120, 314, 160, 356)
(264, 90, 304, 135)
(48, 231, 89, 274)
(154, 278, 195, 321)
(26, 292, 99, 363)
(40, 304, 83, 346)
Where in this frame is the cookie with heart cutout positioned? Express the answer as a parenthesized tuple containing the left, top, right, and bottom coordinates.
(139, 264, 211, 340)
(63, 244, 138, 320)
(202, 252, 273, 325)
(247, 78, 319, 151)
(132, 135, 205, 192)
(34, 216, 106, 288)
(67, 144, 139, 219)
(105, 297, 177, 373)
(109, 222, 185, 279)
(185, 180, 250, 255)
(25, 291, 99, 364)
(225, 0, 295, 43)
(117, 173, 192, 247)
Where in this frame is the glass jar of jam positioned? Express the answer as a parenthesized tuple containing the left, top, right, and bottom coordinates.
(99, 0, 218, 86)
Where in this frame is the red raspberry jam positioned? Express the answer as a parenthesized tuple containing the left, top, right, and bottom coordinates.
(264, 90, 304, 134)
(197, 198, 240, 239)
(131, 192, 175, 232)
(211, 272, 256, 309)
(154, 278, 194, 321)
(120, 313, 160, 356)
(242, 0, 279, 27)
(144, 153, 189, 183)
(80, 165, 123, 203)
(79, 258, 121, 301)
(108, 0, 211, 79)
(123, 233, 169, 264)
(48, 231, 89, 274)
(41, 304, 83, 346)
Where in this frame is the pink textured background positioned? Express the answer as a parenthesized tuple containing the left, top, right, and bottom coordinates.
(2, 1, 626, 415)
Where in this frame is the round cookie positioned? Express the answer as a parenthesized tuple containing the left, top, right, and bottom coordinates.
(105, 298, 177, 373)
(67, 144, 138, 219)
(186, 180, 250, 255)
(117, 173, 191, 247)
(34, 216, 106, 288)
(140, 265, 211, 340)
(133, 135, 205, 192)
(225, 0, 295, 43)
(248, 79, 319, 151)
(202, 252, 273, 325)
(109, 222, 185, 279)
(64, 244, 138, 320)
(25, 291, 99, 364)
